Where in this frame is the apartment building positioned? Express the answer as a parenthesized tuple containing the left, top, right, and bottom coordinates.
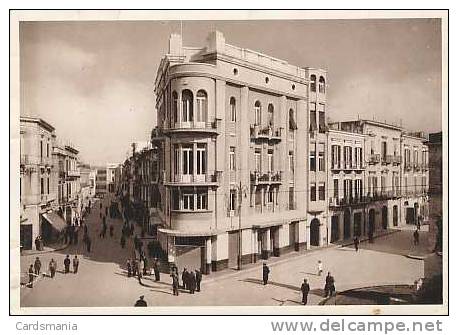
(20, 116, 58, 249)
(95, 167, 108, 197)
(427, 132, 442, 221)
(150, 31, 316, 272)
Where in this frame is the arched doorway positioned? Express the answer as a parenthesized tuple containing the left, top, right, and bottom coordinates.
(310, 218, 320, 247)
(368, 209, 376, 235)
(393, 205, 398, 227)
(382, 206, 388, 229)
(344, 209, 351, 239)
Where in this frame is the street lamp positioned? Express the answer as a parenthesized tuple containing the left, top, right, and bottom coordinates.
(236, 180, 249, 271)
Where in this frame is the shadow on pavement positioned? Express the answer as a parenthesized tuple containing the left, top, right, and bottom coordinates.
(242, 278, 301, 291)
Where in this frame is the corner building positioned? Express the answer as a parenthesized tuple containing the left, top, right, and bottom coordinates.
(153, 31, 327, 272)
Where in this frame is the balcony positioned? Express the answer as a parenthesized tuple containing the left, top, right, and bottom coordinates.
(67, 170, 80, 178)
(329, 196, 368, 208)
(392, 155, 402, 165)
(421, 163, 429, 171)
(382, 155, 392, 165)
(368, 154, 381, 165)
(20, 155, 53, 167)
(413, 163, 421, 172)
(250, 171, 283, 185)
(404, 163, 412, 171)
(166, 171, 222, 186)
(250, 125, 282, 142)
(163, 119, 221, 136)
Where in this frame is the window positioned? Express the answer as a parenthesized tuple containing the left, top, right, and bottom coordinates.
(288, 151, 294, 173)
(310, 74, 316, 92)
(333, 179, 339, 198)
(196, 90, 207, 123)
(319, 183, 325, 201)
(47, 178, 50, 194)
(230, 97, 236, 122)
(255, 149, 261, 172)
(267, 189, 274, 204)
(181, 89, 193, 122)
(318, 143, 325, 172)
(344, 179, 352, 199)
(172, 91, 178, 123)
(381, 141, 387, 161)
(309, 103, 317, 131)
(310, 184, 316, 201)
(255, 189, 262, 208)
(289, 187, 295, 209)
(174, 146, 180, 175)
(267, 149, 274, 174)
(40, 140, 43, 158)
(381, 176, 386, 193)
(309, 143, 316, 172)
(404, 148, 410, 165)
(331, 145, 341, 169)
(355, 147, 362, 168)
(289, 108, 297, 131)
(267, 104, 274, 126)
(183, 193, 194, 210)
(354, 179, 362, 200)
(319, 76, 326, 93)
(229, 147, 236, 171)
(40, 177, 44, 195)
(172, 190, 180, 210)
(254, 101, 261, 125)
(196, 144, 206, 175)
(230, 189, 237, 212)
(196, 189, 208, 210)
(182, 145, 193, 175)
(47, 143, 49, 157)
(318, 103, 325, 133)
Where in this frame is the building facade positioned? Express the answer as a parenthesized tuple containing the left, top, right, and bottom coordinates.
(20, 117, 58, 249)
(136, 31, 431, 272)
(427, 132, 442, 221)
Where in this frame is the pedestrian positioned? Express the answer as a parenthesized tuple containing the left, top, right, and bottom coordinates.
(48, 258, 56, 278)
(120, 234, 126, 249)
(109, 225, 114, 238)
(317, 260, 323, 276)
(171, 272, 179, 296)
(73, 255, 79, 274)
(132, 259, 138, 278)
(301, 279, 310, 305)
(413, 229, 420, 245)
(325, 272, 335, 297)
(143, 256, 148, 276)
(86, 236, 92, 253)
(64, 255, 71, 274)
(134, 295, 147, 307)
(182, 268, 189, 290)
(153, 259, 160, 281)
(34, 257, 42, 276)
(353, 236, 360, 252)
(28, 264, 34, 288)
(127, 259, 132, 277)
(138, 258, 144, 284)
(195, 269, 202, 292)
(189, 271, 196, 294)
(262, 263, 270, 285)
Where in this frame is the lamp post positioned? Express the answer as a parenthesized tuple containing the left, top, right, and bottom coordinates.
(236, 180, 249, 271)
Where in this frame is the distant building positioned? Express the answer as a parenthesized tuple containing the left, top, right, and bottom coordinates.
(427, 132, 442, 220)
(95, 167, 108, 197)
(107, 163, 118, 193)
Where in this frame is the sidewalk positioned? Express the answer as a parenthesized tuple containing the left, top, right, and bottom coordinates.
(21, 243, 69, 256)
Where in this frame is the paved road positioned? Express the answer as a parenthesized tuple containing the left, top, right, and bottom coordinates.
(20, 199, 425, 307)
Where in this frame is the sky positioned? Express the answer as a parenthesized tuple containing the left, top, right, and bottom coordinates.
(19, 18, 442, 166)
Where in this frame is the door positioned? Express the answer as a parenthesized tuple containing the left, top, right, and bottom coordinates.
(344, 209, 351, 239)
(310, 219, 320, 246)
(228, 231, 239, 269)
(20, 224, 32, 250)
(369, 209, 376, 234)
(382, 206, 388, 229)
(331, 215, 339, 243)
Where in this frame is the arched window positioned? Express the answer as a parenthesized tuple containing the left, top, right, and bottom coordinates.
(196, 90, 207, 123)
(230, 97, 236, 122)
(267, 104, 274, 126)
(254, 101, 261, 125)
(319, 76, 325, 93)
(172, 91, 178, 124)
(310, 74, 317, 92)
(181, 89, 193, 122)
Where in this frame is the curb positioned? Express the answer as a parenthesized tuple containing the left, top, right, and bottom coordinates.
(20, 243, 70, 257)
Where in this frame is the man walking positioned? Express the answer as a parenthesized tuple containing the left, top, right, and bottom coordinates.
(325, 272, 336, 297)
(48, 258, 56, 278)
(301, 279, 310, 305)
(64, 255, 71, 274)
(138, 258, 144, 284)
(34, 257, 42, 276)
(413, 229, 420, 245)
(28, 264, 34, 288)
(262, 263, 270, 285)
(195, 269, 202, 292)
(182, 268, 189, 290)
(73, 255, 79, 274)
(353, 236, 360, 252)
(317, 260, 323, 276)
(171, 271, 179, 296)
(189, 271, 196, 294)
(153, 259, 160, 281)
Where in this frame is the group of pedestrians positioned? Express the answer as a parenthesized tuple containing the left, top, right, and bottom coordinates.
(27, 254, 80, 288)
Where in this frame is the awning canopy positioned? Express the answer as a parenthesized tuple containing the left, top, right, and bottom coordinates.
(42, 212, 67, 232)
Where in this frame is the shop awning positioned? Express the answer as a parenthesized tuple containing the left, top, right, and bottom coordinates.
(158, 228, 219, 237)
(42, 212, 67, 232)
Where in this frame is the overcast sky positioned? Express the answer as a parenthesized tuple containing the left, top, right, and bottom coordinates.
(20, 18, 442, 166)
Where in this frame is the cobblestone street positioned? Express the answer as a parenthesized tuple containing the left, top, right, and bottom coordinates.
(20, 196, 428, 308)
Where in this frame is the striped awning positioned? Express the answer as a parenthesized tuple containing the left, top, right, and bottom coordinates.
(42, 212, 67, 232)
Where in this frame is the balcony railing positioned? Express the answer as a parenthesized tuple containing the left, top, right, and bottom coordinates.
(250, 171, 283, 185)
(392, 155, 402, 165)
(404, 163, 412, 171)
(67, 170, 80, 177)
(169, 171, 222, 185)
(368, 154, 381, 165)
(20, 154, 53, 167)
(164, 119, 221, 134)
(382, 155, 392, 165)
(250, 125, 282, 142)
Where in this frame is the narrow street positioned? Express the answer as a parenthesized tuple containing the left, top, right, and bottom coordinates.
(20, 197, 428, 307)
